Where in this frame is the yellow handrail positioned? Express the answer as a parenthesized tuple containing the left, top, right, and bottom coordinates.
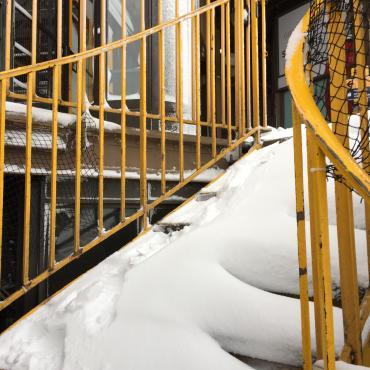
(286, 7, 370, 370)
(285, 12, 370, 200)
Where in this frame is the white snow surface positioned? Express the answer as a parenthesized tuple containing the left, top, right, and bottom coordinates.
(0, 127, 367, 370)
(285, 19, 305, 68)
(5, 102, 122, 133)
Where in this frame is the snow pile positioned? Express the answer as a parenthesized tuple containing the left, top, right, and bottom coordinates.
(5, 102, 122, 133)
(0, 128, 367, 370)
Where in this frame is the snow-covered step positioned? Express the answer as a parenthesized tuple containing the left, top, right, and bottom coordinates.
(195, 191, 218, 202)
(236, 355, 300, 369)
(153, 222, 191, 234)
(1, 136, 368, 370)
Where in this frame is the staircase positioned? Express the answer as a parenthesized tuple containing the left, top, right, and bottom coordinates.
(0, 0, 369, 369)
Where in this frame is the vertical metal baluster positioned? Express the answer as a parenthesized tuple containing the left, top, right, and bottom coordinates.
(98, 0, 107, 236)
(206, 0, 211, 128)
(120, 0, 127, 221)
(23, 0, 38, 285)
(191, 0, 197, 169)
(261, 0, 267, 128)
(210, 6, 216, 157)
(0, 0, 12, 283)
(307, 133, 336, 370)
(74, 0, 86, 253)
(292, 103, 312, 370)
(239, 0, 246, 135)
(74, 60, 83, 254)
(246, 0, 252, 131)
(221, 4, 226, 130)
(234, 0, 241, 133)
(195, 11, 201, 169)
(68, 0, 73, 111)
(176, 0, 184, 181)
(158, 0, 166, 194)
(23, 72, 33, 286)
(226, 1, 232, 146)
(140, 0, 148, 230)
(49, 0, 63, 270)
(251, 0, 260, 142)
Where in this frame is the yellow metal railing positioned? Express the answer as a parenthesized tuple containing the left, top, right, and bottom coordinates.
(0, 0, 267, 313)
(286, 2, 370, 369)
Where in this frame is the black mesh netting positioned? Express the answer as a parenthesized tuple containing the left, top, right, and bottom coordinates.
(306, 0, 369, 184)
(1, 109, 99, 297)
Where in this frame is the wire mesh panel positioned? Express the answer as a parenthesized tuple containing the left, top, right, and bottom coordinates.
(306, 0, 369, 183)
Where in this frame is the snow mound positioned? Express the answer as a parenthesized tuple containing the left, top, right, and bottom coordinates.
(0, 127, 367, 370)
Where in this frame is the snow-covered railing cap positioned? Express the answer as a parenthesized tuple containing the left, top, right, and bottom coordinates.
(285, 11, 370, 200)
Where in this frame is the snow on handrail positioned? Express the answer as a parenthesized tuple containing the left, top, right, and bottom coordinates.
(285, 11, 369, 200)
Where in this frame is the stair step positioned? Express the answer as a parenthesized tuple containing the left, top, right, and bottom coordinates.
(195, 191, 218, 202)
(154, 222, 191, 234)
(234, 355, 300, 370)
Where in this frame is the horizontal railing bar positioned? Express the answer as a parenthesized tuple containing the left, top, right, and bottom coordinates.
(8, 91, 77, 108)
(0, 0, 229, 81)
(0, 126, 260, 311)
(4, 96, 236, 131)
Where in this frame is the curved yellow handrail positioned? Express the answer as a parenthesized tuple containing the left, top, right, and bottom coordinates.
(285, 12, 370, 200)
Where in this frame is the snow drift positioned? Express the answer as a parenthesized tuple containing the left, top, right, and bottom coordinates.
(0, 127, 367, 370)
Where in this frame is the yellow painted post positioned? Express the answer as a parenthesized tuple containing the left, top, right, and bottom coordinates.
(251, 0, 260, 142)
(0, 0, 12, 281)
(74, 60, 83, 254)
(306, 128, 336, 370)
(327, 5, 362, 364)
(31, 0, 37, 65)
(192, 0, 201, 170)
(23, 0, 38, 284)
(49, 0, 63, 270)
(306, 128, 324, 360)
(239, 0, 246, 135)
(98, 0, 107, 236)
(195, 11, 201, 169)
(140, 0, 148, 230)
(234, 0, 241, 134)
(245, 0, 252, 131)
(23, 72, 34, 286)
(226, 1, 232, 146)
(206, 0, 211, 129)
(220, 4, 226, 132)
(261, 0, 267, 128)
(175, 0, 184, 180)
(74, 0, 86, 252)
(50, 66, 59, 270)
(120, 0, 127, 221)
(79, 0, 87, 105)
(68, 0, 73, 111)
(158, 0, 166, 194)
(293, 103, 313, 370)
(4, 0, 12, 89)
(210, 6, 216, 157)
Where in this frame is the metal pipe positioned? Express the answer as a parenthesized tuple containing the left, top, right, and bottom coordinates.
(120, 0, 127, 221)
(98, 0, 107, 236)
